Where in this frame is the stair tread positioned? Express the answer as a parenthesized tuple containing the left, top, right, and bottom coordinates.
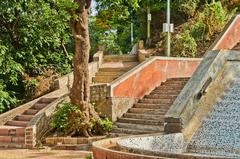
(118, 117, 164, 125)
(112, 127, 156, 134)
(112, 77, 189, 135)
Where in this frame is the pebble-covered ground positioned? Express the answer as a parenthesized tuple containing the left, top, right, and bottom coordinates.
(0, 149, 91, 159)
(188, 79, 240, 157)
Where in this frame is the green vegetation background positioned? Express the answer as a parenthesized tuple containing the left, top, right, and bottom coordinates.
(0, 0, 239, 113)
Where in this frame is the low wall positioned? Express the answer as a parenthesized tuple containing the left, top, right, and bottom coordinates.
(25, 92, 68, 148)
(165, 50, 240, 137)
(110, 57, 202, 98)
(92, 137, 230, 159)
(56, 51, 103, 89)
(209, 14, 240, 50)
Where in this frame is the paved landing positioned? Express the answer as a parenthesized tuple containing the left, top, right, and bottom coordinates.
(0, 149, 91, 159)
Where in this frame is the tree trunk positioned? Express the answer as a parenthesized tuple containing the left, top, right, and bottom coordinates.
(70, 0, 100, 137)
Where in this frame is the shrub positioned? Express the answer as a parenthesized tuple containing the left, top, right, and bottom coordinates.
(178, 0, 200, 17)
(99, 118, 113, 132)
(51, 102, 113, 135)
(200, 2, 234, 40)
(0, 83, 18, 113)
(172, 31, 197, 57)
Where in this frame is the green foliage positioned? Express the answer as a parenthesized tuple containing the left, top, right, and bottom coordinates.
(83, 155, 93, 159)
(51, 102, 83, 133)
(177, 0, 200, 17)
(23, 78, 39, 99)
(99, 118, 113, 132)
(51, 102, 113, 134)
(200, 2, 234, 39)
(172, 31, 197, 57)
(0, 0, 74, 113)
(0, 83, 18, 113)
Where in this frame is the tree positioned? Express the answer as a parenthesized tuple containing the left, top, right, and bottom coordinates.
(69, 0, 101, 137)
(0, 0, 73, 112)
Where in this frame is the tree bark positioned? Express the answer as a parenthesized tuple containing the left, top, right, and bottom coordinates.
(70, 0, 100, 137)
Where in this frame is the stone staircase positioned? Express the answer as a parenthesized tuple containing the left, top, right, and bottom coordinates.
(0, 97, 57, 148)
(187, 79, 240, 157)
(93, 55, 139, 83)
(112, 77, 190, 136)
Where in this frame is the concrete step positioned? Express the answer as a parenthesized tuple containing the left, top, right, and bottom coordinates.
(156, 86, 184, 90)
(99, 67, 131, 72)
(39, 98, 57, 104)
(167, 77, 190, 82)
(128, 108, 168, 115)
(115, 122, 164, 132)
(123, 113, 164, 120)
(95, 71, 125, 76)
(112, 127, 155, 135)
(0, 127, 25, 136)
(92, 77, 116, 83)
(52, 144, 90, 151)
(23, 109, 39, 115)
(162, 80, 188, 85)
(0, 136, 25, 143)
(139, 98, 173, 104)
(33, 103, 48, 110)
(103, 55, 138, 62)
(0, 142, 25, 148)
(144, 94, 178, 99)
(150, 90, 181, 95)
(5, 120, 28, 127)
(134, 103, 170, 109)
(118, 118, 164, 125)
(15, 115, 34, 121)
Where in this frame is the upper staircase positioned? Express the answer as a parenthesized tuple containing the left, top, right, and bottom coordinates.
(93, 55, 139, 83)
(112, 77, 190, 136)
(0, 97, 57, 148)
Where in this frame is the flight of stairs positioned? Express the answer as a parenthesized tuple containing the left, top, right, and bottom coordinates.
(0, 97, 57, 148)
(187, 79, 240, 157)
(111, 77, 190, 136)
(93, 55, 139, 83)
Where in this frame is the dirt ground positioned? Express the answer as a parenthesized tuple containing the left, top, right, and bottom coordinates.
(0, 149, 92, 159)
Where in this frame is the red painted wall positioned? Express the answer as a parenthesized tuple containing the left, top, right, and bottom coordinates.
(112, 59, 201, 98)
(213, 15, 240, 50)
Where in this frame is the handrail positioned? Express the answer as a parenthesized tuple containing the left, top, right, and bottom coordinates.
(109, 56, 202, 97)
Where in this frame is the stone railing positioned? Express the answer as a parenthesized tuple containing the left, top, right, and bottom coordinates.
(25, 92, 68, 148)
(55, 51, 104, 89)
(164, 50, 240, 140)
(99, 56, 201, 121)
(209, 14, 240, 50)
(110, 56, 202, 98)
